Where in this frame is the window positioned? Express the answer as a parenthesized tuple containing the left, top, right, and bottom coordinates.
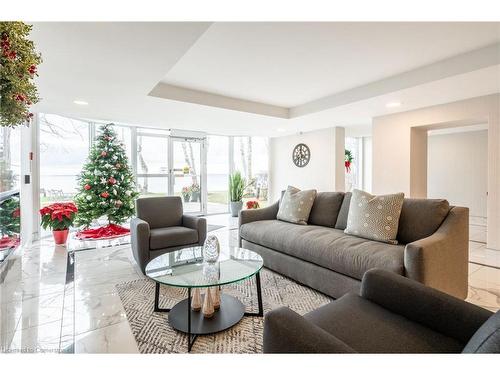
(207, 135, 229, 214)
(233, 136, 269, 206)
(136, 132, 169, 196)
(0, 127, 21, 261)
(39, 114, 90, 205)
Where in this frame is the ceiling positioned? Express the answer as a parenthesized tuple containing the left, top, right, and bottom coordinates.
(162, 22, 500, 107)
(30, 22, 500, 136)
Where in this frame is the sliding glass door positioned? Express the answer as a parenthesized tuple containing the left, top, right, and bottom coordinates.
(170, 137, 205, 214)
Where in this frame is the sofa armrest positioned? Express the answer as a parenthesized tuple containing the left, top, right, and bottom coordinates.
(182, 215, 207, 245)
(263, 307, 356, 353)
(130, 217, 150, 273)
(361, 269, 492, 345)
(239, 200, 279, 227)
(404, 206, 469, 299)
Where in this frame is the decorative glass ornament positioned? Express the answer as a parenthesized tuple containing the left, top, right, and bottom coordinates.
(203, 262, 220, 282)
(203, 235, 220, 263)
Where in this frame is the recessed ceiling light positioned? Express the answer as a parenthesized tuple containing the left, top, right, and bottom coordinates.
(386, 101, 401, 108)
(276, 128, 286, 132)
(73, 100, 89, 105)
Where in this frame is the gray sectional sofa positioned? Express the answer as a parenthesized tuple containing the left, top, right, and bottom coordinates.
(238, 192, 469, 299)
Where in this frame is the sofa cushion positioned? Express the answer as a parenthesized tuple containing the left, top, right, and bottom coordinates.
(308, 192, 344, 227)
(149, 226, 198, 250)
(305, 293, 463, 353)
(334, 192, 351, 230)
(463, 311, 500, 353)
(397, 198, 450, 244)
(240, 220, 404, 280)
(345, 189, 405, 244)
(277, 186, 317, 225)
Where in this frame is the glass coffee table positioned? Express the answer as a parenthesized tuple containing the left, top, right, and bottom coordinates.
(145, 246, 264, 352)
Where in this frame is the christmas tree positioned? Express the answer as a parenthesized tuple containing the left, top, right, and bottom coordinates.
(74, 123, 138, 229)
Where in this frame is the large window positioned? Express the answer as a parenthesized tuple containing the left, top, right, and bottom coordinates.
(233, 136, 269, 206)
(136, 131, 169, 197)
(207, 135, 229, 214)
(0, 127, 21, 261)
(36, 113, 270, 217)
(39, 114, 90, 205)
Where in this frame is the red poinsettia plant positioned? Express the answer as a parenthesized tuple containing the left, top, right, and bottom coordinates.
(246, 200, 260, 209)
(39, 202, 78, 231)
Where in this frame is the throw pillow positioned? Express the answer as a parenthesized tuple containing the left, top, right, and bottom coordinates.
(345, 189, 404, 244)
(277, 186, 317, 225)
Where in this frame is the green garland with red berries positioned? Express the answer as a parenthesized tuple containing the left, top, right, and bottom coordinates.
(0, 22, 42, 127)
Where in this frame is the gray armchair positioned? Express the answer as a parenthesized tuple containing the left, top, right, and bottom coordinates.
(131, 196, 207, 273)
(264, 269, 500, 353)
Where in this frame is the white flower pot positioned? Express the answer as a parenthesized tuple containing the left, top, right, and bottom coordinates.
(230, 201, 243, 217)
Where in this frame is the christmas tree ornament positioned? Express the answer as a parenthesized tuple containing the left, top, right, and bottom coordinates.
(100, 151, 107, 157)
(108, 177, 116, 185)
(100, 191, 110, 198)
(84, 184, 91, 190)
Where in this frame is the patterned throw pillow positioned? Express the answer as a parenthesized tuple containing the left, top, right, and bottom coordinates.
(277, 186, 317, 225)
(345, 189, 404, 244)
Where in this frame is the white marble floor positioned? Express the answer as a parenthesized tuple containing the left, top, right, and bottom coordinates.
(0, 215, 498, 353)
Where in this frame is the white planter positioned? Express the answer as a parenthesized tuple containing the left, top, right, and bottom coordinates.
(230, 201, 243, 217)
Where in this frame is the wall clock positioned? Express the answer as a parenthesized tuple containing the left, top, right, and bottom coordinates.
(292, 143, 310, 167)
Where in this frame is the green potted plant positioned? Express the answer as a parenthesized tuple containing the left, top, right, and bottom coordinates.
(229, 171, 253, 217)
(181, 186, 191, 203)
(190, 183, 201, 202)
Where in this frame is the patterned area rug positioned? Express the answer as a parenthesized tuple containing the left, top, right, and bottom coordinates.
(116, 268, 332, 353)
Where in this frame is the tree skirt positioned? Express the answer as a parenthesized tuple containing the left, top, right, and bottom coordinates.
(0, 236, 20, 249)
(76, 224, 130, 240)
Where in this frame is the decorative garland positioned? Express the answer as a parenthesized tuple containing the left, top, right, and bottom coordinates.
(345, 149, 354, 173)
(0, 22, 42, 127)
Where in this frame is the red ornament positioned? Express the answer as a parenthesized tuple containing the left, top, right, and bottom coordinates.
(12, 208, 20, 218)
(100, 151, 107, 157)
(108, 177, 116, 185)
(100, 191, 110, 198)
(84, 184, 91, 190)
(28, 65, 37, 75)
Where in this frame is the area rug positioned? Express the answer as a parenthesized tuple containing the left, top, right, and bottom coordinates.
(115, 268, 332, 353)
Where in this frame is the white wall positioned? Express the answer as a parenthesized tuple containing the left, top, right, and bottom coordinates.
(428, 129, 488, 217)
(269, 127, 344, 202)
(362, 137, 372, 192)
(372, 94, 499, 250)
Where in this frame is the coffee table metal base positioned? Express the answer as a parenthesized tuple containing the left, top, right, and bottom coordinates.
(169, 294, 244, 335)
(154, 271, 263, 352)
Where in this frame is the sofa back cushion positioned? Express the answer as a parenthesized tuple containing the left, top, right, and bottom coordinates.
(397, 198, 450, 244)
(308, 192, 344, 227)
(136, 196, 183, 229)
(335, 192, 352, 230)
(463, 311, 500, 353)
(344, 189, 405, 244)
(277, 186, 317, 225)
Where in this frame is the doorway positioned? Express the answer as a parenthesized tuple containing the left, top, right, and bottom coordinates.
(169, 137, 206, 215)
